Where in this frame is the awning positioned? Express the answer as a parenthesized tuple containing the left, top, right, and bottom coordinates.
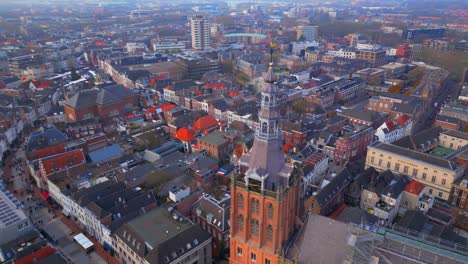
(73, 233, 94, 250)
(41, 192, 50, 200)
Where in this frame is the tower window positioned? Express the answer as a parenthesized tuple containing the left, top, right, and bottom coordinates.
(251, 219, 259, 236)
(251, 253, 257, 262)
(266, 225, 273, 242)
(238, 215, 244, 231)
(237, 194, 244, 210)
(267, 203, 273, 219)
(250, 198, 259, 214)
(261, 122, 267, 134)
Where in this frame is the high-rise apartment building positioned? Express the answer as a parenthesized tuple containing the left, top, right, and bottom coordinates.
(297, 25, 319, 41)
(230, 63, 300, 264)
(191, 15, 210, 50)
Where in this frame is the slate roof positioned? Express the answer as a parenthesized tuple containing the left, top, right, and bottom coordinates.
(393, 126, 442, 150)
(66, 85, 133, 108)
(339, 108, 385, 123)
(192, 194, 230, 232)
(346, 167, 377, 200)
(198, 131, 228, 146)
(27, 125, 67, 151)
(336, 207, 378, 225)
(314, 168, 353, 207)
(89, 144, 123, 163)
(167, 80, 197, 91)
(114, 207, 211, 264)
(379, 92, 415, 101)
(397, 210, 427, 232)
(170, 111, 207, 129)
(66, 89, 99, 108)
(70, 180, 125, 206)
(286, 214, 355, 264)
(391, 102, 418, 115)
(380, 174, 411, 199)
(441, 129, 468, 140)
(87, 190, 156, 224)
(436, 114, 460, 124)
(370, 141, 454, 170)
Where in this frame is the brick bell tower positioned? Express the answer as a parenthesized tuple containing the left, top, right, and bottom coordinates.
(229, 57, 300, 264)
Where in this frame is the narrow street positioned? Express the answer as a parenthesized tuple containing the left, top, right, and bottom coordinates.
(6, 143, 107, 264)
(412, 80, 461, 134)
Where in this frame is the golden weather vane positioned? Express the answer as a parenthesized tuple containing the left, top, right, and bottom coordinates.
(269, 42, 277, 63)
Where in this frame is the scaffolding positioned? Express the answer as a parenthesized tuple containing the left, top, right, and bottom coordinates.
(346, 222, 468, 264)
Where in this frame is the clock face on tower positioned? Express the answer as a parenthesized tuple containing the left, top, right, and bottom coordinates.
(248, 178, 261, 193)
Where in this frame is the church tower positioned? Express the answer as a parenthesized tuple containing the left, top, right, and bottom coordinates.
(229, 62, 300, 264)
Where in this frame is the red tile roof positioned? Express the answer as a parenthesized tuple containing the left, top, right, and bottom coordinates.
(32, 80, 52, 89)
(125, 113, 137, 119)
(228, 90, 239, 97)
(193, 115, 218, 133)
(148, 75, 167, 86)
(145, 103, 176, 114)
(234, 145, 245, 158)
(395, 114, 411, 127)
(39, 149, 85, 176)
(404, 181, 425, 195)
(32, 145, 66, 160)
(329, 203, 347, 220)
(95, 41, 106, 47)
(176, 128, 195, 142)
(283, 141, 294, 154)
(385, 120, 397, 132)
(205, 82, 227, 90)
(16, 246, 56, 264)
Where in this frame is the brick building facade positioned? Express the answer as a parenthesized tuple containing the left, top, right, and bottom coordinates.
(64, 85, 137, 123)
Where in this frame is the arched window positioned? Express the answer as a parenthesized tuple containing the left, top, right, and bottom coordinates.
(266, 225, 273, 241)
(261, 122, 267, 134)
(269, 122, 275, 134)
(251, 219, 259, 236)
(250, 198, 259, 214)
(264, 95, 269, 104)
(237, 194, 244, 210)
(267, 203, 274, 219)
(238, 215, 244, 231)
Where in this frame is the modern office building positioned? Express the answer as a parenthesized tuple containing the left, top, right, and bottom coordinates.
(297, 25, 319, 41)
(0, 188, 33, 244)
(402, 28, 445, 40)
(191, 15, 210, 50)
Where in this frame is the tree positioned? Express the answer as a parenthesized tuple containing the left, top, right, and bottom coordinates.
(292, 99, 308, 116)
(221, 60, 234, 74)
(388, 83, 404, 94)
(144, 169, 172, 196)
(407, 67, 426, 82)
(70, 68, 80, 81)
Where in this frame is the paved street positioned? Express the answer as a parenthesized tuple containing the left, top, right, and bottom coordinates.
(413, 80, 461, 133)
(8, 145, 106, 264)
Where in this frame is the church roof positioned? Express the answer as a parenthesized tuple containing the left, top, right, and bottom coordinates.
(264, 62, 277, 84)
